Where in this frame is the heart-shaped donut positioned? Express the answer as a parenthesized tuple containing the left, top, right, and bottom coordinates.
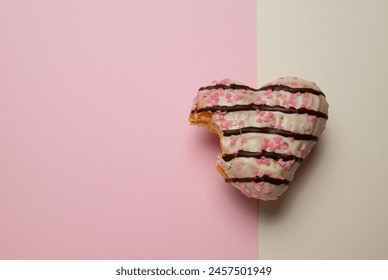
(189, 77, 329, 200)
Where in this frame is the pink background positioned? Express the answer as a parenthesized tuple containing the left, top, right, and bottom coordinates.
(0, 0, 257, 259)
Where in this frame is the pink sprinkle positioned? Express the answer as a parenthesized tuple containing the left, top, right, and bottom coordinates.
(230, 135, 238, 141)
(263, 137, 270, 144)
(220, 120, 233, 129)
(274, 136, 282, 143)
(257, 170, 264, 177)
(256, 96, 262, 102)
(259, 111, 265, 117)
(264, 186, 272, 194)
(269, 120, 276, 127)
(300, 143, 306, 151)
(225, 93, 232, 98)
(265, 170, 271, 175)
(235, 163, 241, 170)
(286, 150, 292, 155)
(230, 139, 236, 147)
(256, 118, 262, 123)
(254, 184, 263, 193)
(218, 115, 224, 120)
(296, 151, 302, 158)
(237, 119, 245, 126)
(263, 115, 269, 122)
(304, 122, 311, 131)
(284, 159, 296, 171)
(278, 158, 285, 166)
(226, 98, 233, 103)
(262, 157, 270, 166)
(269, 145, 277, 152)
(261, 143, 267, 149)
(264, 89, 272, 95)
(255, 109, 260, 115)
(241, 136, 248, 144)
(281, 141, 289, 149)
(277, 123, 283, 130)
(220, 78, 230, 85)
(252, 181, 263, 188)
(268, 112, 275, 118)
(309, 115, 316, 121)
(256, 158, 262, 165)
(234, 94, 243, 101)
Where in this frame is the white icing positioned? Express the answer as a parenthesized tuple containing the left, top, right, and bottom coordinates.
(220, 133, 316, 160)
(212, 110, 326, 137)
(195, 77, 328, 115)
(218, 156, 300, 181)
(191, 77, 329, 200)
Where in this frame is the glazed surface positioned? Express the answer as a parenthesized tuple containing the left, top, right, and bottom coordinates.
(190, 77, 329, 200)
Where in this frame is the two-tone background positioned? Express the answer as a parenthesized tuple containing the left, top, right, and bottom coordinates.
(1, 0, 387, 259)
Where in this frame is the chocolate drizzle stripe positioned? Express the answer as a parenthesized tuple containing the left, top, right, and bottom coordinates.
(199, 83, 325, 97)
(225, 175, 290, 186)
(223, 127, 319, 141)
(194, 104, 328, 119)
(222, 150, 303, 162)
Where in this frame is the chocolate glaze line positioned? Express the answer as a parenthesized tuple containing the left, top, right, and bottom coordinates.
(222, 150, 303, 162)
(194, 104, 328, 119)
(225, 174, 290, 186)
(199, 83, 325, 97)
(223, 127, 319, 141)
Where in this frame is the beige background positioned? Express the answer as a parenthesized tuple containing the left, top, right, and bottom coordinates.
(257, 0, 388, 259)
